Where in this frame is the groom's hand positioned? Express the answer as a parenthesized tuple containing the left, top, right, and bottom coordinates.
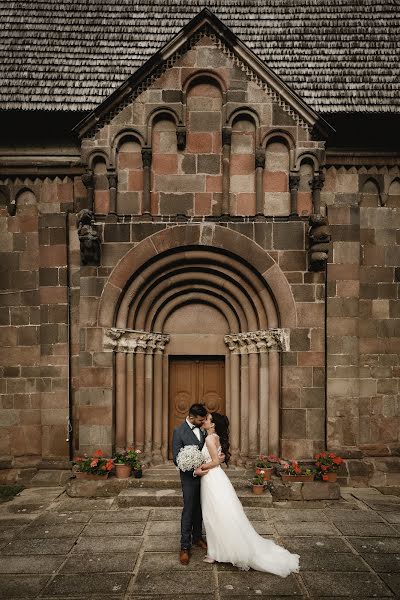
(194, 466, 208, 477)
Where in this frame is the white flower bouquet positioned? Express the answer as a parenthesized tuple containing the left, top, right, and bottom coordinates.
(176, 445, 204, 472)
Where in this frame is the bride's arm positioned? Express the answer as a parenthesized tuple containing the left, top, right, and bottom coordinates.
(198, 437, 221, 472)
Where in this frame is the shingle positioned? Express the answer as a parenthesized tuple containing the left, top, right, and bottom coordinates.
(0, 0, 399, 113)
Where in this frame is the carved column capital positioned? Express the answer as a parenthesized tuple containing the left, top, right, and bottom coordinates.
(82, 171, 94, 189)
(289, 174, 300, 191)
(309, 172, 325, 191)
(104, 328, 170, 354)
(255, 146, 266, 169)
(107, 170, 118, 189)
(222, 126, 232, 147)
(224, 329, 290, 354)
(176, 125, 186, 151)
(141, 147, 152, 168)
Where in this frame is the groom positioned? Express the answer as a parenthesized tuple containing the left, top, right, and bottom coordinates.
(172, 403, 210, 565)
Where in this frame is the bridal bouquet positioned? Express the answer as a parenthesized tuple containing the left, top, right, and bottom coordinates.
(176, 445, 204, 472)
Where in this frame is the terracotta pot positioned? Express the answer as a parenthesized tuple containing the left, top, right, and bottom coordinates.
(75, 472, 109, 480)
(133, 469, 143, 479)
(252, 484, 264, 495)
(115, 464, 132, 479)
(324, 471, 337, 482)
(255, 467, 273, 480)
(298, 474, 315, 482)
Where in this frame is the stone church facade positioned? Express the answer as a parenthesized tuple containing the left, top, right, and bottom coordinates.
(0, 7, 399, 485)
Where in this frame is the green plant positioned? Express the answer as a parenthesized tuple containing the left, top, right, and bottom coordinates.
(255, 454, 272, 469)
(252, 474, 265, 486)
(73, 449, 113, 475)
(0, 485, 24, 503)
(314, 452, 343, 480)
(113, 447, 142, 468)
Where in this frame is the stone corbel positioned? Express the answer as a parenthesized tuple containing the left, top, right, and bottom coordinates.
(308, 214, 330, 272)
(289, 174, 300, 217)
(176, 125, 186, 151)
(76, 209, 101, 266)
(107, 170, 118, 216)
(104, 328, 170, 354)
(224, 329, 290, 354)
(309, 172, 325, 215)
(81, 170, 94, 212)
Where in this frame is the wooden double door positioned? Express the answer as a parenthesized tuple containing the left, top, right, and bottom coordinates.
(169, 357, 225, 458)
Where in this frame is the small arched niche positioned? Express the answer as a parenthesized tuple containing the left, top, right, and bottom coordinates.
(230, 115, 256, 215)
(151, 114, 178, 215)
(264, 138, 290, 215)
(387, 178, 400, 208)
(116, 137, 143, 214)
(360, 178, 380, 207)
(298, 159, 314, 215)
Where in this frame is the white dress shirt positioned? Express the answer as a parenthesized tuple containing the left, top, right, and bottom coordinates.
(186, 417, 201, 442)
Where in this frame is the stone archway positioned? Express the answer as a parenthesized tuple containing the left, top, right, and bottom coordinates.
(98, 224, 296, 465)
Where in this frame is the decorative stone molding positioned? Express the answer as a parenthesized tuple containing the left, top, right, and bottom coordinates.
(224, 329, 290, 354)
(141, 147, 152, 168)
(104, 328, 170, 354)
(308, 214, 330, 272)
(176, 125, 186, 150)
(76, 209, 101, 266)
(289, 174, 300, 191)
(222, 126, 232, 147)
(255, 147, 266, 169)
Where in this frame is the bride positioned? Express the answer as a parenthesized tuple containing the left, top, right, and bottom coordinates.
(194, 412, 300, 577)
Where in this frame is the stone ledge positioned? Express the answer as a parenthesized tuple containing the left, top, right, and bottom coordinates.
(272, 479, 341, 501)
(116, 488, 273, 508)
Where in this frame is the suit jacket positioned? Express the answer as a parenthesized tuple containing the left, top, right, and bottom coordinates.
(172, 420, 206, 468)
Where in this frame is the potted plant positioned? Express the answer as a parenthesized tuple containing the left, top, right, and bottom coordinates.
(113, 448, 142, 479)
(298, 468, 315, 482)
(277, 459, 304, 482)
(73, 450, 113, 480)
(251, 474, 265, 495)
(314, 452, 343, 482)
(255, 454, 274, 480)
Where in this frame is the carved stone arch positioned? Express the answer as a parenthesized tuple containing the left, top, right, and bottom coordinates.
(228, 106, 260, 130)
(360, 176, 381, 207)
(182, 70, 227, 95)
(387, 177, 400, 207)
(146, 107, 181, 145)
(11, 186, 37, 215)
(295, 152, 320, 173)
(111, 128, 145, 166)
(87, 149, 111, 170)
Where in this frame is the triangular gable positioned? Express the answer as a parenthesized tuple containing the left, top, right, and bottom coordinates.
(74, 8, 333, 139)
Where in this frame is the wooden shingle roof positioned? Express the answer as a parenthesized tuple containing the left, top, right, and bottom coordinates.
(1, 0, 399, 114)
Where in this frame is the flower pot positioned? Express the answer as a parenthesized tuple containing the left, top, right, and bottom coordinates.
(133, 469, 143, 479)
(324, 472, 337, 482)
(262, 467, 273, 481)
(252, 484, 264, 495)
(298, 474, 315, 482)
(75, 472, 109, 480)
(115, 464, 132, 479)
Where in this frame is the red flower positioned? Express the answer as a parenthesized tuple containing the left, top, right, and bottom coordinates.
(322, 474, 329, 481)
(333, 457, 342, 465)
(90, 458, 99, 468)
(321, 465, 327, 471)
(101, 465, 107, 471)
(74, 457, 82, 462)
(94, 449, 103, 457)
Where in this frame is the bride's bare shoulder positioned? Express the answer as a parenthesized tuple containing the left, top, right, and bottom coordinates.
(206, 433, 220, 446)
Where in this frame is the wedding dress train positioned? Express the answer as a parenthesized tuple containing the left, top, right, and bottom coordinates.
(200, 441, 300, 577)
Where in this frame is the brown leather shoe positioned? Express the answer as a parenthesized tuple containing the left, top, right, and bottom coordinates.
(179, 549, 190, 565)
(193, 538, 208, 550)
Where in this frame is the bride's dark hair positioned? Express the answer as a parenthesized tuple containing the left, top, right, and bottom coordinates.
(210, 412, 231, 466)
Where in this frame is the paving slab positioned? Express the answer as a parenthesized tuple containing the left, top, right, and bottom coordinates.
(146, 520, 181, 536)
(362, 553, 400, 572)
(251, 521, 275, 535)
(4, 501, 52, 513)
(60, 552, 138, 573)
(131, 571, 214, 595)
(90, 509, 150, 522)
(143, 534, 181, 551)
(301, 571, 393, 597)
(346, 536, 400, 553)
(382, 512, 400, 523)
(267, 509, 328, 522)
(0, 574, 50, 598)
(139, 551, 213, 571)
(280, 536, 353, 554)
(125, 596, 214, 600)
(81, 522, 145, 536)
(1, 537, 76, 555)
(334, 521, 398, 536)
(42, 573, 131, 597)
(379, 572, 400, 595)
(0, 515, 37, 525)
(218, 571, 302, 596)
(243, 508, 270, 520)
(55, 498, 115, 512)
(17, 523, 85, 538)
(149, 507, 182, 521)
(298, 551, 369, 572)
(0, 555, 65, 573)
(72, 535, 142, 554)
(274, 522, 339, 536)
(33, 511, 93, 524)
(326, 509, 385, 522)
(17, 487, 64, 500)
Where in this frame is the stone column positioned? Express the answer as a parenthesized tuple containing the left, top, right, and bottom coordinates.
(258, 349, 269, 453)
(240, 352, 249, 461)
(107, 170, 118, 217)
(161, 354, 169, 461)
(81, 171, 94, 212)
(104, 328, 170, 457)
(141, 147, 152, 216)
(255, 147, 266, 217)
(248, 352, 259, 457)
(221, 126, 232, 216)
(289, 174, 300, 218)
(268, 350, 280, 455)
(310, 172, 325, 215)
(229, 353, 240, 464)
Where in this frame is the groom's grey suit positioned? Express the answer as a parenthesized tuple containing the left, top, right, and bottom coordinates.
(172, 420, 206, 550)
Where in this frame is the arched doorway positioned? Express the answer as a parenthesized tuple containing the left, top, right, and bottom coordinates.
(99, 225, 296, 465)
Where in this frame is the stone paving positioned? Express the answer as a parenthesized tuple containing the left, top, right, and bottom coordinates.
(1, 486, 400, 599)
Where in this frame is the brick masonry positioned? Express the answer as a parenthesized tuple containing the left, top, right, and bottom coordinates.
(0, 32, 399, 484)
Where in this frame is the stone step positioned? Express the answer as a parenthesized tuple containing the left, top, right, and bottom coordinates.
(117, 487, 273, 508)
(30, 470, 72, 487)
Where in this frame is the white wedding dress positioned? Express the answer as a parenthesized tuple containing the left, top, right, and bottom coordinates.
(200, 437, 300, 577)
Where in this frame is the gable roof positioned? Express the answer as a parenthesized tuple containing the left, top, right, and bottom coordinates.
(0, 0, 399, 114)
(74, 9, 333, 139)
